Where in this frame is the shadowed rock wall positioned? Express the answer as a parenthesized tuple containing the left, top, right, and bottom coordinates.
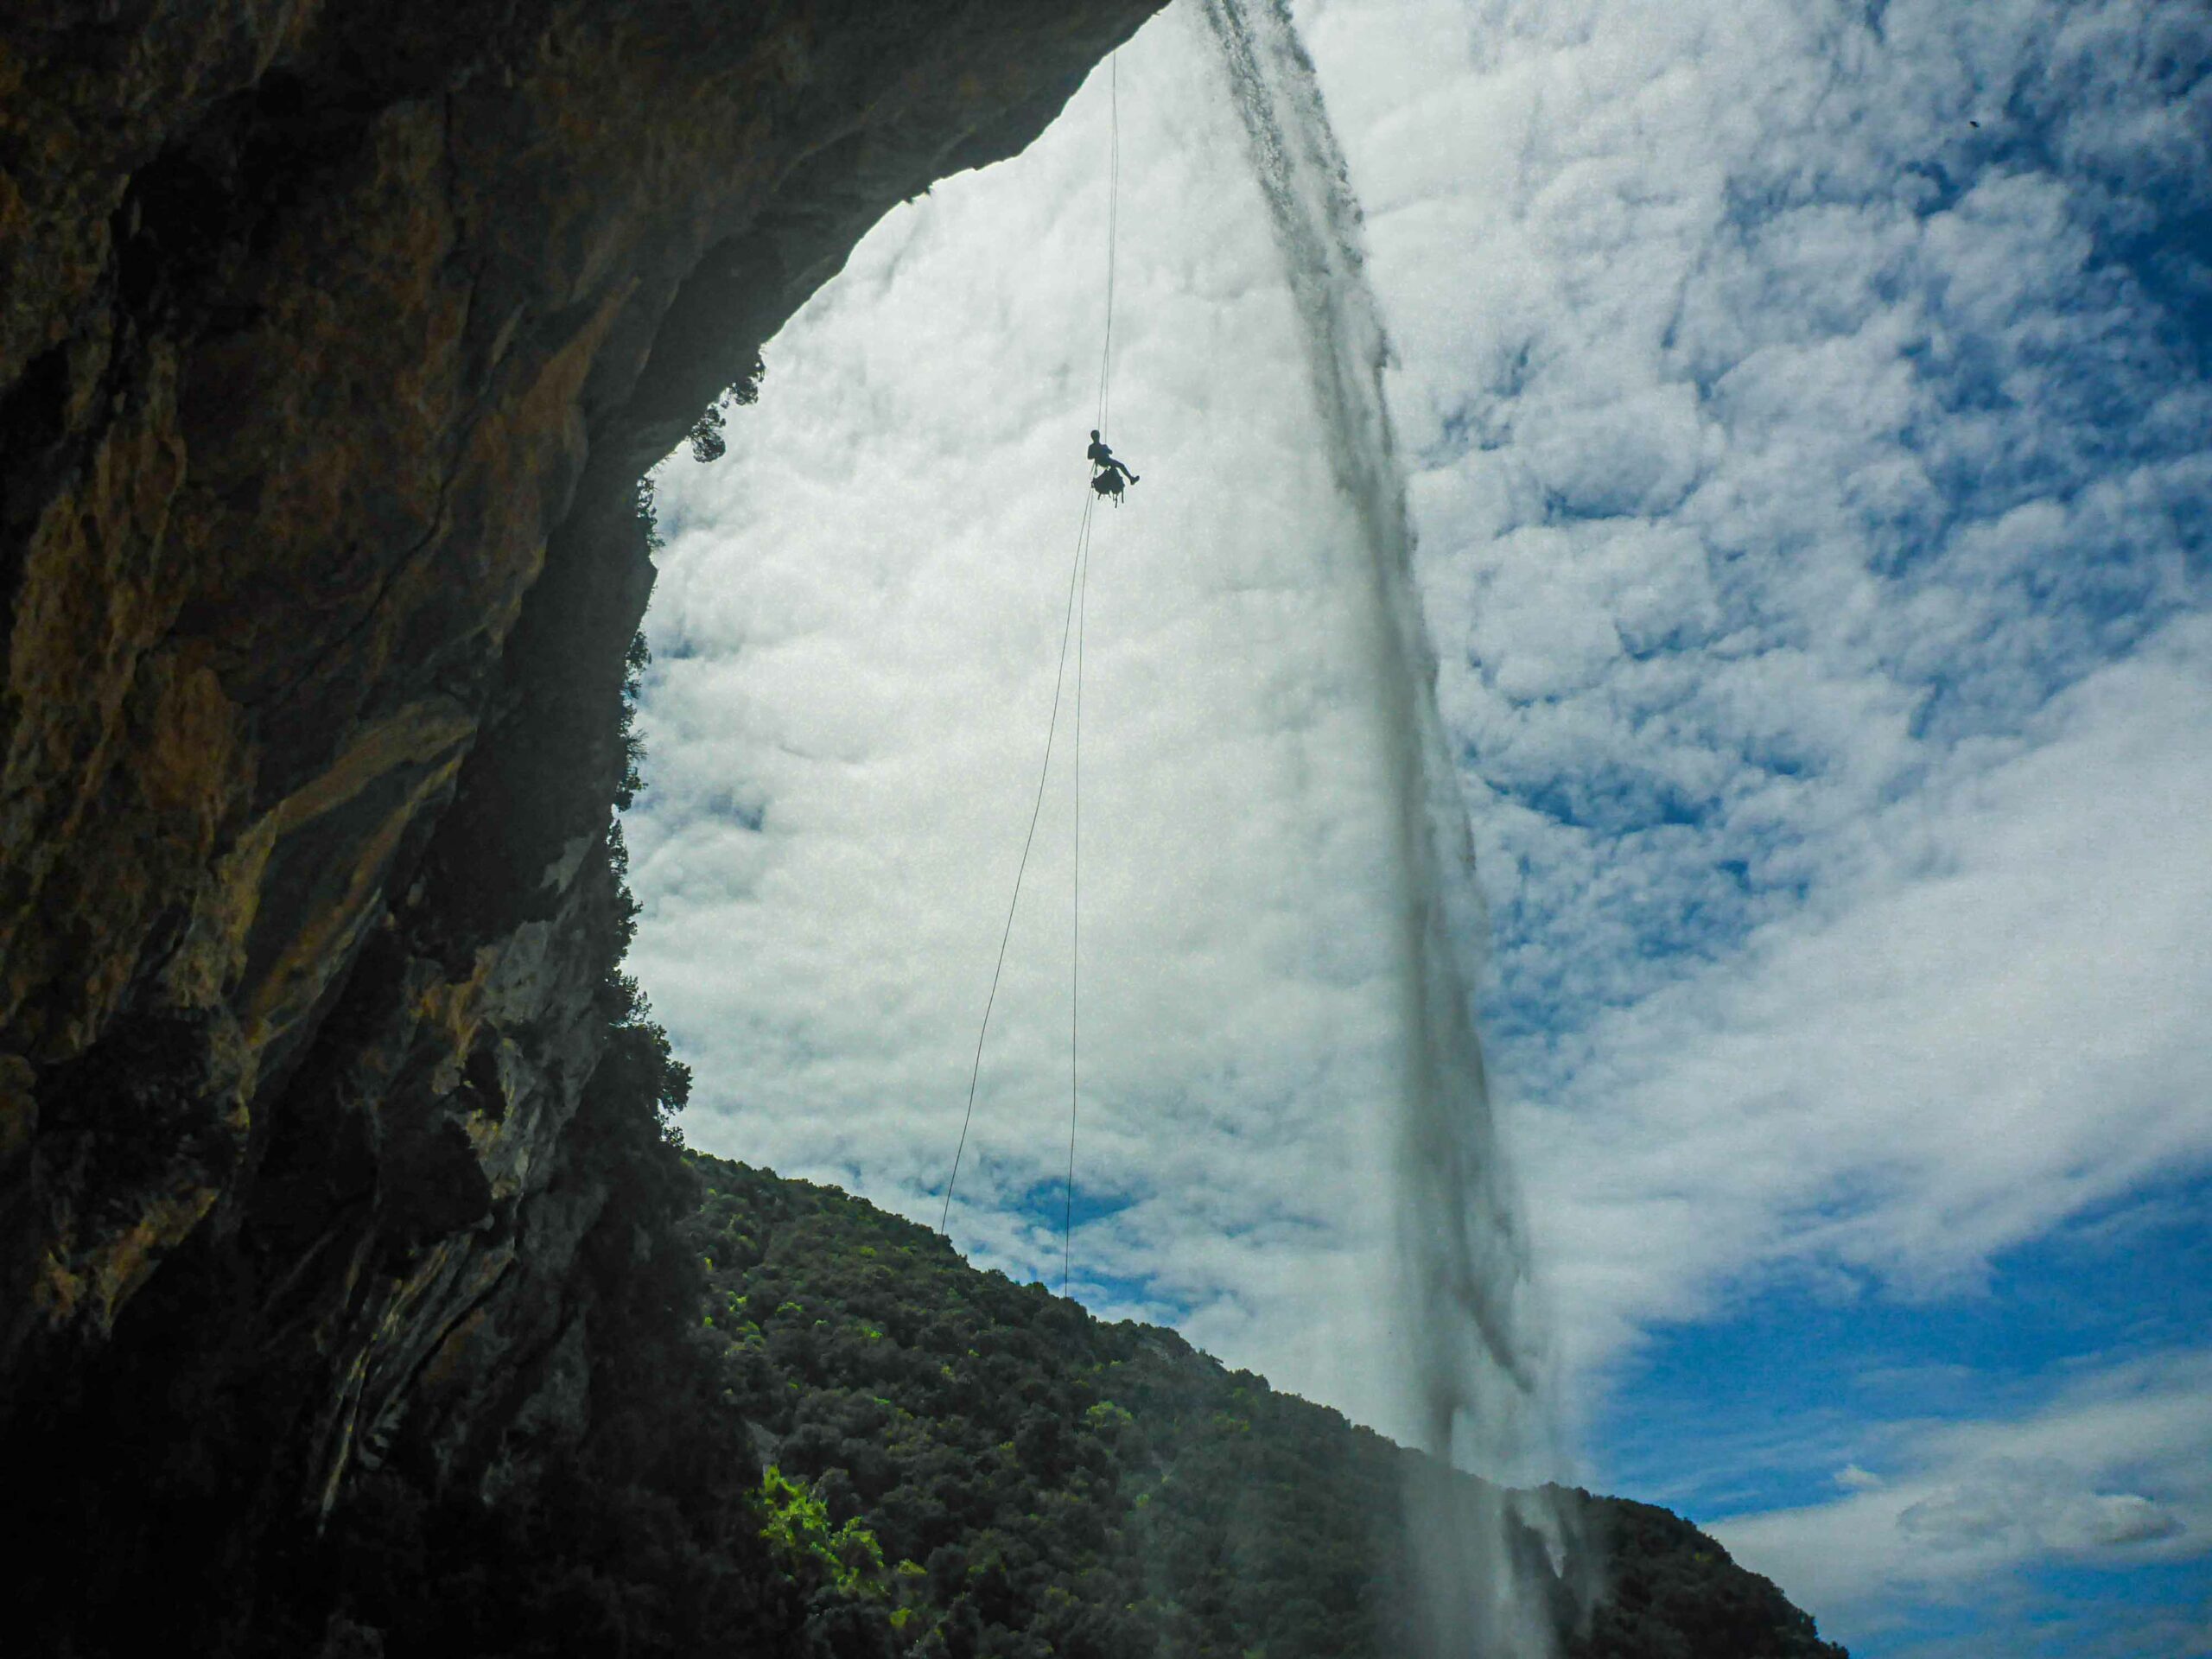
(0, 0, 1153, 1574)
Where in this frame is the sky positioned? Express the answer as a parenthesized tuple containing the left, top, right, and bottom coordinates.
(624, 2, 2212, 1654)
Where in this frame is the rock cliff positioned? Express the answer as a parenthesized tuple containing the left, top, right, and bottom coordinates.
(0, 0, 1154, 1639)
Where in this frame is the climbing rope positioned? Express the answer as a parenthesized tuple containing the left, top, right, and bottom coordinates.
(939, 493, 1096, 1238)
(941, 53, 1121, 1303)
(1064, 485, 1090, 1297)
(1065, 55, 1116, 1295)
(1096, 54, 1120, 445)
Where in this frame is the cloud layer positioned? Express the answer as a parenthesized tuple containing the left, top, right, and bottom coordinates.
(627, 0, 2212, 1649)
(634, 17, 1425, 1424)
(1712, 1348, 2212, 1654)
(1303, 0, 2212, 1408)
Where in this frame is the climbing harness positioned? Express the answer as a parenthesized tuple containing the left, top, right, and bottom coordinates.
(941, 54, 1122, 1302)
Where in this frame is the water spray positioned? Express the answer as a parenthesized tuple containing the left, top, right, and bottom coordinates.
(1197, 2, 1583, 1650)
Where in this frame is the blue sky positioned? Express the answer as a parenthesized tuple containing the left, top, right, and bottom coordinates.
(626, 2, 2212, 1652)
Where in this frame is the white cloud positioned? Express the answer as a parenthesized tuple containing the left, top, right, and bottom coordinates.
(1520, 618, 2212, 1376)
(1710, 1348, 2212, 1622)
(624, 5, 2212, 1620)
(1293, 0, 2212, 1382)
(634, 11, 1429, 1431)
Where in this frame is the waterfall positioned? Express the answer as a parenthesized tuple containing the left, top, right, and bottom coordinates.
(1196, 2, 1579, 1651)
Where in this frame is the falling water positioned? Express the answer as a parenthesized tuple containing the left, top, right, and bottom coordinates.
(1197, 2, 1579, 1651)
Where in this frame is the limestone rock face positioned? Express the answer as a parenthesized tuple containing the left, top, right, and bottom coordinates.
(0, 0, 1151, 1535)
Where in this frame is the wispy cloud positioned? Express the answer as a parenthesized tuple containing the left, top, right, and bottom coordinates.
(1303, 0, 2212, 1349)
(1517, 620, 2212, 1373)
(1709, 1347, 2212, 1648)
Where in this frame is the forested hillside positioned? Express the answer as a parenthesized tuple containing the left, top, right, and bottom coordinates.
(254, 1132, 1844, 1657)
(685, 1154, 1846, 1659)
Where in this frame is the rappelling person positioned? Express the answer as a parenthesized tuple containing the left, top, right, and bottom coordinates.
(1087, 429, 1138, 505)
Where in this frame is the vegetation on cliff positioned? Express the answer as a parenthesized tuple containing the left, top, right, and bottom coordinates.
(675, 1153, 1847, 1659)
(293, 1140, 1847, 1659)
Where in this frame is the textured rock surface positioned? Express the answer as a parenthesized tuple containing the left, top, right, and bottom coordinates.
(0, 0, 1153, 1559)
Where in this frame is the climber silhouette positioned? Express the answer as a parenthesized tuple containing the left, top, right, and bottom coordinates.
(1086, 429, 1137, 503)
